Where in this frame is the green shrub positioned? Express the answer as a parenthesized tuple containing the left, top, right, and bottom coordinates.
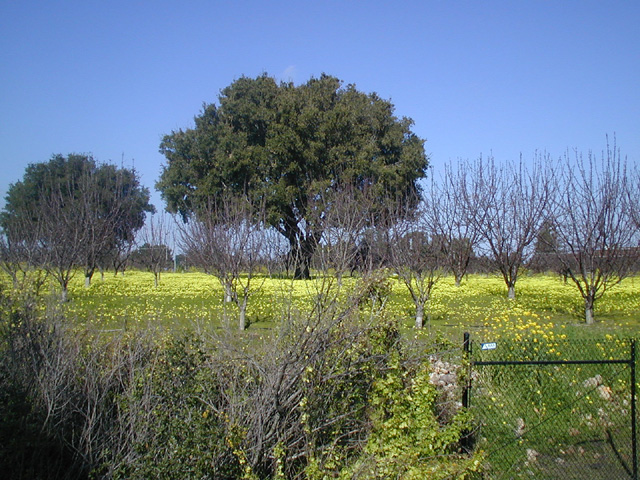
(305, 352, 482, 479)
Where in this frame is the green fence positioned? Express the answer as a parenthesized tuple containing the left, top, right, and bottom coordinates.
(464, 333, 638, 479)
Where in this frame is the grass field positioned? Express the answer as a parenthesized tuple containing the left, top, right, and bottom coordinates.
(49, 270, 640, 339)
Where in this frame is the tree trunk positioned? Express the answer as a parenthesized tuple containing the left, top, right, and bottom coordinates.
(454, 273, 462, 287)
(224, 283, 233, 303)
(84, 264, 96, 288)
(61, 286, 68, 302)
(415, 303, 424, 329)
(507, 284, 516, 300)
(239, 297, 248, 331)
(294, 260, 311, 280)
(584, 297, 595, 325)
(84, 267, 95, 287)
(288, 231, 317, 280)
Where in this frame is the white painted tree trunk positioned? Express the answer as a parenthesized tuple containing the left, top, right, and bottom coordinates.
(585, 298, 595, 325)
(415, 303, 424, 329)
(507, 285, 516, 300)
(239, 297, 248, 331)
(225, 284, 233, 303)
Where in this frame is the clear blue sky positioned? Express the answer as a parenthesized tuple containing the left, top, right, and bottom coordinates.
(2, 0, 638, 211)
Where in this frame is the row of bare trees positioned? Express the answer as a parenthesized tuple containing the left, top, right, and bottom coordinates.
(2, 146, 637, 325)
(429, 142, 639, 324)
(173, 142, 639, 327)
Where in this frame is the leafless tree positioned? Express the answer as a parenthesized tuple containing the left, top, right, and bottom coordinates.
(0, 206, 49, 291)
(134, 213, 173, 288)
(178, 194, 267, 330)
(459, 154, 555, 299)
(105, 236, 136, 277)
(39, 180, 93, 301)
(80, 177, 126, 287)
(386, 202, 448, 328)
(424, 164, 480, 287)
(313, 186, 373, 285)
(548, 142, 639, 324)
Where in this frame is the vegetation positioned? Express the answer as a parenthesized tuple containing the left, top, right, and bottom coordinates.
(0, 154, 154, 297)
(0, 269, 638, 479)
(0, 270, 491, 480)
(29, 270, 636, 336)
(157, 73, 429, 279)
(1, 73, 638, 478)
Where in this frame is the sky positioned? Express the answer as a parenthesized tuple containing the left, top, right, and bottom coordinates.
(1, 0, 639, 212)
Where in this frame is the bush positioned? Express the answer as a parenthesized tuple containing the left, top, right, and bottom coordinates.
(0, 286, 479, 479)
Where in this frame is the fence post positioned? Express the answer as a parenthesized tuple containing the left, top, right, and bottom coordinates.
(463, 332, 471, 408)
(631, 339, 637, 480)
(461, 332, 473, 453)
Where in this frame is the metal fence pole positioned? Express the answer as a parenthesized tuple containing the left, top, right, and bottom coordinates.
(461, 332, 472, 453)
(631, 339, 637, 480)
(463, 332, 471, 409)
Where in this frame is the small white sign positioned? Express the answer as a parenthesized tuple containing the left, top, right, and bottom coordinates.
(481, 342, 497, 351)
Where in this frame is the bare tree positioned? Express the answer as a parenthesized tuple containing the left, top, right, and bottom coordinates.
(459, 154, 554, 299)
(548, 143, 639, 324)
(134, 213, 173, 288)
(40, 180, 93, 301)
(178, 195, 267, 330)
(386, 202, 448, 328)
(313, 186, 372, 285)
(424, 164, 480, 287)
(80, 176, 125, 287)
(106, 236, 136, 277)
(0, 205, 49, 291)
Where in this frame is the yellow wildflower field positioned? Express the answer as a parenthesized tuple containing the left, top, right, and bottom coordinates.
(43, 270, 640, 339)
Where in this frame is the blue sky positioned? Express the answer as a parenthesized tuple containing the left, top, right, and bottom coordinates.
(1, 0, 638, 211)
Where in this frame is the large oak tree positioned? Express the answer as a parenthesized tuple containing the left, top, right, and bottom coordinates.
(157, 73, 428, 278)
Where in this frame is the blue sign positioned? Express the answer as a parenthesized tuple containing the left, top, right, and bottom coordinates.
(481, 342, 497, 351)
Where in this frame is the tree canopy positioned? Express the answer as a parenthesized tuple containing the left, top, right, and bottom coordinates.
(1, 153, 154, 296)
(157, 73, 429, 278)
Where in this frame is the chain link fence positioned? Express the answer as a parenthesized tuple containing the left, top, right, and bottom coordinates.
(464, 334, 638, 479)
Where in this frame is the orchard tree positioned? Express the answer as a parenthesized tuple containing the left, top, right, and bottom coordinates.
(177, 194, 267, 330)
(79, 164, 155, 286)
(87, 164, 155, 283)
(132, 213, 173, 288)
(313, 185, 373, 285)
(458, 154, 554, 299)
(386, 201, 448, 328)
(424, 164, 480, 287)
(157, 73, 428, 279)
(548, 143, 639, 324)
